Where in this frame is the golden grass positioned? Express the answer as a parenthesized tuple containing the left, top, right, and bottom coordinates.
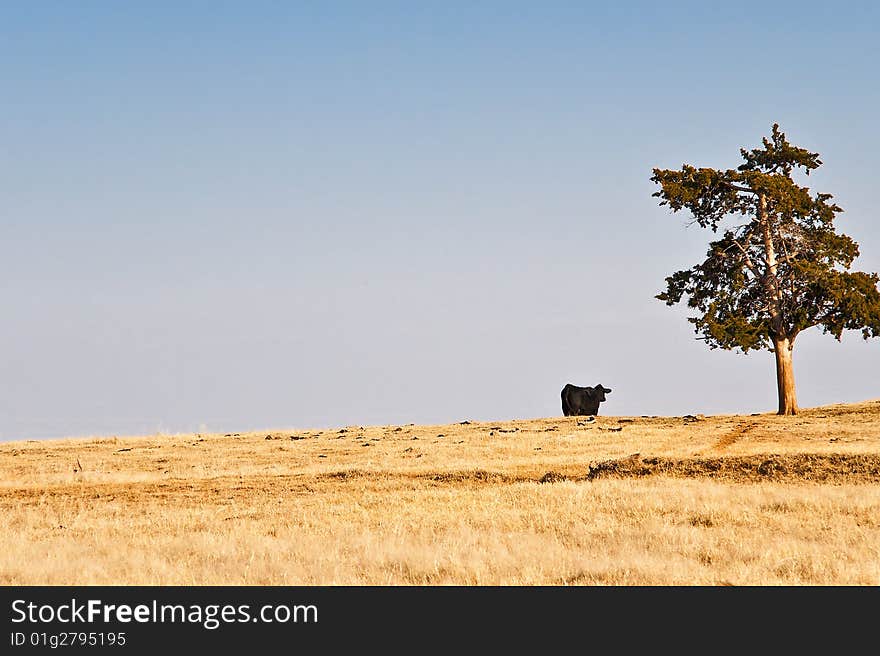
(2, 400, 879, 585)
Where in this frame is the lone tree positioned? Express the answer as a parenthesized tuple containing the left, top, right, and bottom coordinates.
(652, 124, 880, 415)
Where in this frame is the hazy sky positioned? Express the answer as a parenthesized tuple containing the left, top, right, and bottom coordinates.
(3, 2, 879, 440)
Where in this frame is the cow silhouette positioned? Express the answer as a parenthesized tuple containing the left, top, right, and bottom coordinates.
(561, 383, 612, 416)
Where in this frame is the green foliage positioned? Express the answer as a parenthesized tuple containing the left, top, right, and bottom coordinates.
(653, 124, 880, 353)
(738, 123, 823, 176)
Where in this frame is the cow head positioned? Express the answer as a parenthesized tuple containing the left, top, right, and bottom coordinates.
(593, 384, 612, 402)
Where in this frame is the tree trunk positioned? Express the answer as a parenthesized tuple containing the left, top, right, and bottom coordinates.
(773, 336, 798, 415)
(760, 193, 797, 415)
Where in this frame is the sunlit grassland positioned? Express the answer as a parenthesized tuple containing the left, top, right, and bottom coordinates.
(2, 400, 879, 585)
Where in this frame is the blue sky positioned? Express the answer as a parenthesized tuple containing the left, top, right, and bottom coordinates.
(3, 2, 879, 439)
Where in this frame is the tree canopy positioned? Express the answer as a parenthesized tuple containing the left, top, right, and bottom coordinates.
(652, 124, 880, 414)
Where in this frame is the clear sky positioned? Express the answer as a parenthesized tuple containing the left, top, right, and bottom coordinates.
(3, 2, 879, 440)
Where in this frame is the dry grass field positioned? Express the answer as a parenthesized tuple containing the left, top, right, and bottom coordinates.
(2, 400, 879, 586)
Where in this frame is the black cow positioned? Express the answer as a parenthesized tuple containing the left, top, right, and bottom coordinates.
(561, 383, 612, 416)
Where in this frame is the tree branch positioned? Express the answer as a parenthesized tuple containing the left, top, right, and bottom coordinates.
(775, 224, 801, 318)
(776, 251, 804, 264)
(815, 305, 839, 326)
(722, 181, 757, 194)
(721, 223, 764, 281)
(724, 238, 763, 281)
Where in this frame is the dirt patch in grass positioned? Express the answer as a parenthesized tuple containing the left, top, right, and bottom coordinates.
(712, 422, 757, 450)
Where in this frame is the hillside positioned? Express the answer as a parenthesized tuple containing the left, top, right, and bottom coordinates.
(2, 400, 879, 585)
